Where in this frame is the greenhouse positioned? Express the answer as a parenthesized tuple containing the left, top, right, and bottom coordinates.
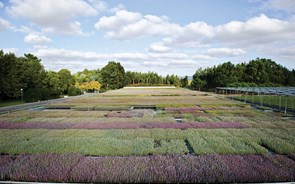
(216, 87, 295, 114)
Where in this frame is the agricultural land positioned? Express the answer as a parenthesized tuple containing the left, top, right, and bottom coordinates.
(0, 87, 294, 183)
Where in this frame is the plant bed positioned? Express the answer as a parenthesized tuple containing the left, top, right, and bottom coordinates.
(93, 106, 130, 111)
(0, 121, 249, 130)
(45, 104, 75, 110)
(0, 154, 294, 183)
(131, 105, 157, 110)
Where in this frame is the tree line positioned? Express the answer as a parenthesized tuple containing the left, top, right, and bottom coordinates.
(0, 51, 187, 102)
(190, 58, 295, 91)
(1, 50, 294, 102)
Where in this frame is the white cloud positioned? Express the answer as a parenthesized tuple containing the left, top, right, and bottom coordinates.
(264, 0, 295, 13)
(192, 55, 215, 60)
(149, 43, 171, 53)
(206, 48, 246, 57)
(95, 9, 181, 40)
(6, 0, 101, 35)
(164, 14, 295, 48)
(96, 10, 142, 30)
(110, 4, 125, 13)
(162, 22, 213, 48)
(0, 17, 12, 31)
(16, 25, 38, 34)
(96, 10, 295, 51)
(88, 0, 107, 12)
(215, 14, 295, 46)
(24, 34, 52, 44)
(0, 2, 4, 8)
(33, 47, 202, 74)
(2, 48, 19, 54)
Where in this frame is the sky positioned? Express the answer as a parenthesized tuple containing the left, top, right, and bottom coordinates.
(0, 0, 295, 76)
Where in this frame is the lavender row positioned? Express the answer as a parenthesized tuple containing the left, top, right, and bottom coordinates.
(0, 154, 294, 183)
(0, 121, 248, 129)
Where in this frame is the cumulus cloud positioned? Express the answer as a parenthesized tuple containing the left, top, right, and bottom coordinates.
(164, 14, 295, 49)
(95, 9, 181, 39)
(96, 9, 295, 50)
(24, 34, 52, 44)
(206, 48, 246, 57)
(33, 47, 201, 74)
(6, 0, 102, 35)
(149, 43, 171, 53)
(0, 17, 12, 31)
(96, 10, 141, 30)
(215, 14, 295, 46)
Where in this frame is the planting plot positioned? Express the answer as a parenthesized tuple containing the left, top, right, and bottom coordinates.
(0, 87, 294, 183)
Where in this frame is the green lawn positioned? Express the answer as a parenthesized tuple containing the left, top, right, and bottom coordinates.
(232, 95, 295, 111)
(0, 100, 24, 108)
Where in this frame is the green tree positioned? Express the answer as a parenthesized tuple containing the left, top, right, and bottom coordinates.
(191, 69, 207, 90)
(58, 69, 75, 94)
(21, 53, 46, 89)
(181, 76, 188, 88)
(44, 71, 61, 98)
(214, 62, 238, 87)
(101, 61, 125, 90)
(74, 69, 102, 83)
(0, 51, 24, 99)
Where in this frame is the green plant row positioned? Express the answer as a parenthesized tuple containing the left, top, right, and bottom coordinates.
(0, 128, 294, 156)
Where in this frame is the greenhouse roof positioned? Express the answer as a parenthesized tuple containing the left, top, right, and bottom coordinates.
(216, 87, 295, 96)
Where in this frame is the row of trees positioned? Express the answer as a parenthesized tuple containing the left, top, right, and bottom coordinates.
(191, 58, 295, 91)
(0, 51, 83, 102)
(124, 71, 184, 87)
(1, 50, 294, 102)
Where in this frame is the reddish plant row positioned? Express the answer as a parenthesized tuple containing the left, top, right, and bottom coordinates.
(0, 121, 248, 129)
(0, 154, 294, 183)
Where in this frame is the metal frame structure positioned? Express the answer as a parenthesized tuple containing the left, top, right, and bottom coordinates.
(216, 87, 295, 114)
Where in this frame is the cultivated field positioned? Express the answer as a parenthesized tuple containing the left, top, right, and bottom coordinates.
(0, 88, 294, 183)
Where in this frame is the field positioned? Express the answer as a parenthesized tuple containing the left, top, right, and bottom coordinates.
(0, 88, 294, 183)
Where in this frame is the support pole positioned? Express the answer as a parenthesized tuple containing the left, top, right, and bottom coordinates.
(292, 97, 294, 113)
(284, 96, 287, 114)
(279, 95, 281, 110)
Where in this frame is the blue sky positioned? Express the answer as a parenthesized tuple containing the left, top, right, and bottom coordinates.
(0, 0, 295, 76)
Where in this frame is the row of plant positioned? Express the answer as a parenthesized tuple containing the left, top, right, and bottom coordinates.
(60, 95, 233, 107)
(0, 137, 187, 156)
(0, 128, 294, 156)
(0, 153, 294, 183)
(1, 110, 294, 129)
(1, 128, 293, 143)
(165, 104, 250, 112)
(0, 121, 249, 130)
(100, 88, 198, 96)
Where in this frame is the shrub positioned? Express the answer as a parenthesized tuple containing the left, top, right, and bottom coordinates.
(24, 88, 42, 102)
